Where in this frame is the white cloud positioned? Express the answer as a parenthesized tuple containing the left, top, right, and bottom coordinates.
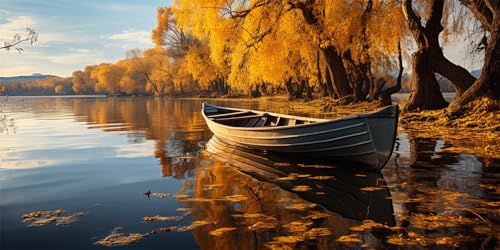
(0, 16, 36, 41)
(47, 48, 106, 65)
(106, 29, 152, 49)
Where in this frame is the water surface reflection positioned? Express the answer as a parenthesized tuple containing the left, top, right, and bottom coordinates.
(0, 97, 498, 249)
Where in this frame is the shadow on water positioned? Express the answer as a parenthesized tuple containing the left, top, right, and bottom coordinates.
(1, 97, 498, 249)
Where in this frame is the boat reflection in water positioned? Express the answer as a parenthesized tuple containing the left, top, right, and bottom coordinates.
(184, 136, 396, 249)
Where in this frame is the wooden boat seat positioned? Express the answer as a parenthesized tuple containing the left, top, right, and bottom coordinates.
(214, 114, 265, 122)
(207, 111, 251, 119)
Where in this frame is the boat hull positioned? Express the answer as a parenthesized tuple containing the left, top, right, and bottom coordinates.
(202, 103, 398, 170)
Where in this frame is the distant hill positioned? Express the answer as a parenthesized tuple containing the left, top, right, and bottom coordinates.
(0, 73, 55, 83)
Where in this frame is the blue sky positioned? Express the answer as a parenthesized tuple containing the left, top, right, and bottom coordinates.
(0, 0, 170, 77)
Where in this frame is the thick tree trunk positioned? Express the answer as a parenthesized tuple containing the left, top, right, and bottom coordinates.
(293, 79, 305, 99)
(402, 0, 448, 111)
(303, 79, 313, 101)
(422, 0, 475, 97)
(284, 78, 294, 100)
(316, 49, 328, 98)
(321, 46, 352, 98)
(448, 14, 500, 114)
(295, 0, 352, 99)
(324, 67, 337, 98)
(404, 51, 448, 111)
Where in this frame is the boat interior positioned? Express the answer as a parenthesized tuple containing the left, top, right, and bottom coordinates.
(205, 106, 316, 127)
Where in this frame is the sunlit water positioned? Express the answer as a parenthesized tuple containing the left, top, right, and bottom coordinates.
(0, 97, 498, 249)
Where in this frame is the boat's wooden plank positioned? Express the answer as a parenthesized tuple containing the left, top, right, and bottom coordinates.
(214, 114, 265, 122)
(207, 111, 251, 119)
(214, 130, 369, 147)
(208, 122, 366, 140)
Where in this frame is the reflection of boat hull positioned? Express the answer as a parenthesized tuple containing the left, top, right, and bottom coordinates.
(202, 103, 398, 170)
(206, 137, 395, 225)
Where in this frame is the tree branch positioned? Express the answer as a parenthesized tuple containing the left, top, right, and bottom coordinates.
(1, 28, 38, 53)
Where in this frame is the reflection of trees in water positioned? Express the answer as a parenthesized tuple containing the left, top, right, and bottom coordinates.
(383, 132, 498, 248)
(174, 138, 396, 249)
(71, 98, 212, 178)
(67, 97, 498, 248)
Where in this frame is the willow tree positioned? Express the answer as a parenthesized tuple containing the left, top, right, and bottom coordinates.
(153, 6, 227, 96)
(448, 0, 500, 115)
(401, 0, 479, 111)
(173, 0, 405, 101)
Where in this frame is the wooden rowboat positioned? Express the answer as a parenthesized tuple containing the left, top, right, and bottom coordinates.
(202, 102, 399, 170)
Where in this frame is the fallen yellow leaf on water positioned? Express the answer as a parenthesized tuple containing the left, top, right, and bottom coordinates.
(360, 187, 385, 192)
(386, 235, 409, 246)
(435, 236, 455, 245)
(349, 220, 384, 232)
(275, 176, 297, 181)
(177, 220, 211, 231)
(225, 194, 249, 202)
(151, 192, 168, 198)
(303, 228, 332, 238)
(22, 210, 86, 227)
(297, 164, 335, 169)
(304, 211, 330, 220)
(94, 227, 149, 247)
(355, 174, 367, 177)
(143, 215, 184, 222)
(283, 221, 313, 232)
(308, 176, 334, 180)
(286, 203, 317, 211)
(271, 236, 305, 244)
(296, 174, 311, 178)
(292, 185, 312, 192)
(176, 207, 194, 212)
(336, 234, 362, 243)
(248, 221, 278, 231)
(209, 227, 237, 237)
(264, 242, 294, 250)
(241, 213, 267, 218)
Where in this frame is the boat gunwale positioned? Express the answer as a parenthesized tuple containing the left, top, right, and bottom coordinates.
(202, 102, 397, 132)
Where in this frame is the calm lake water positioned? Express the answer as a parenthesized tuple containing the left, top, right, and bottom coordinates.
(1, 97, 498, 249)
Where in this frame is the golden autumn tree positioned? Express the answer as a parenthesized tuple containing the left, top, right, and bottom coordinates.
(93, 63, 126, 94)
(118, 58, 148, 95)
(173, 0, 406, 101)
(153, 6, 229, 96)
(72, 65, 98, 94)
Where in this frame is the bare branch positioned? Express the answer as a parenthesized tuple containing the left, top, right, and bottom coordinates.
(1, 28, 38, 53)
